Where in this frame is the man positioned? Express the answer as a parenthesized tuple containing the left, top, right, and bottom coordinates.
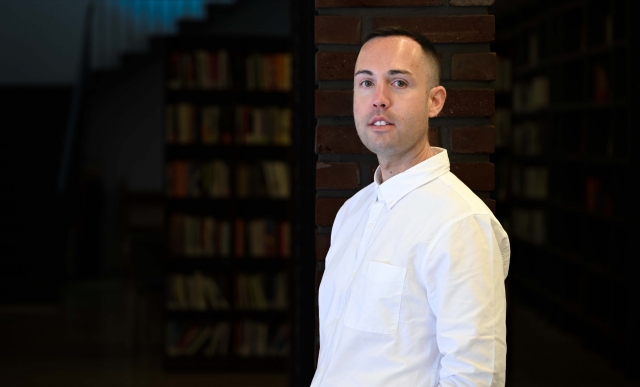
(311, 27, 510, 387)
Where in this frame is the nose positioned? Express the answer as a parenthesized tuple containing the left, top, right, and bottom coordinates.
(372, 83, 390, 109)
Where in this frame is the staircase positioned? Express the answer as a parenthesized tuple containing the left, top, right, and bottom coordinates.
(0, 1, 238, 303)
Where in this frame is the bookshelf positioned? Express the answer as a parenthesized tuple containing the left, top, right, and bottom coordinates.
(162, 36, 293, 373)
(495, 0, 634, 373)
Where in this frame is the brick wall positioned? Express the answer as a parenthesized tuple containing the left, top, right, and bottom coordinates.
(314, 0, 496, 363)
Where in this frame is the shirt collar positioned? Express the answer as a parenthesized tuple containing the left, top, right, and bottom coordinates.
(373, 147, 450, 209)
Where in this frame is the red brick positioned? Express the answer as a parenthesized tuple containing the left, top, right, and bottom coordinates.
(450, 162, 495, 191)
(371, 15, 495, 43)
(451, 52, 497, 81)
(316, 126, 371, 154)
(450, 0, 495, 5)
(316, 198, 348, 226)
(315, 16, 361, 45)
(317, 51, 442, 81)
(315, 90, 353, 117)
(317, 0, 443, 6)
(483, 199, 496, 214)
(451, 126, 495, 154)
(316, 233, 331, 261)
(439, 89, 494, 117)
(317, 52, 358, 81)
(316, 162, 360, 189)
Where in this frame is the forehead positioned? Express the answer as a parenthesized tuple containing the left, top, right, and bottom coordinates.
(355, 36, 427, 75)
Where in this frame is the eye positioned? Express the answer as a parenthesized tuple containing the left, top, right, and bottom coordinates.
(360, 80, 373, 87)
(393, 80, 408, 87)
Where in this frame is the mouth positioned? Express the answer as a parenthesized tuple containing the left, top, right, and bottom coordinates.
(369, 117, 395, 127)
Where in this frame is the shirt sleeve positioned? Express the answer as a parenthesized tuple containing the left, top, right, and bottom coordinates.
(423, 214, 507, 387)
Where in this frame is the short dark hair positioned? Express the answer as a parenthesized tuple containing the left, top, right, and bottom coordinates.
(363, 27, 441, 87)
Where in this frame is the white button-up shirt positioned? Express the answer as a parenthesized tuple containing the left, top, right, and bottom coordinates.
(312, 147, 510, 387)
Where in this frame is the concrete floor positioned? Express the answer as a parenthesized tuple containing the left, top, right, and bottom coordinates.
(0, 278, 637, 387)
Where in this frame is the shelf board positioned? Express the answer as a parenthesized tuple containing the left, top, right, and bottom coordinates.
(164, 355, 288, 373)
(166, 309, 289, 320)
(167, 257, 289, 272)
(167, 198, 290, 217)
(166, 144, 292, 160)
(166, 89, 291, 105)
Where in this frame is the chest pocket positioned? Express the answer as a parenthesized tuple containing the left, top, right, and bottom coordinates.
(344, 261, 407, 334)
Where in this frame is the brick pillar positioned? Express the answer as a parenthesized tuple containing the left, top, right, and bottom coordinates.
(314, 0, 497, 363)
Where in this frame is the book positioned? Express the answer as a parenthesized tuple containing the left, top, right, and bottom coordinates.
(167, 273, 229, 311)
(184, 326, 212, 356)
(201, 105, 220, 144)
(195, 50, 212, 89)
(234, 320, 290, 357)
(203, 322, 231, 357)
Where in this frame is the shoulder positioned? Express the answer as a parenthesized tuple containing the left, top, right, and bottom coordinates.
(402, 170, 493, 231)
(334, 182, 377, 220)
(329, 182, 376, 241)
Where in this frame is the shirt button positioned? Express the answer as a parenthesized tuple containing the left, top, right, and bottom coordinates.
(349, 272, 355, 279)
(366, 223, 373, 229)
(333, 319, 338, 325)
(318, 367, 324, 374)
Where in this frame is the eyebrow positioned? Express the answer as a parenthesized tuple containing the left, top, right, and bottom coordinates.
(354, 69, 413, 77)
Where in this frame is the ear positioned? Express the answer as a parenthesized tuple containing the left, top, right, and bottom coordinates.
(427, 86, 447, 118)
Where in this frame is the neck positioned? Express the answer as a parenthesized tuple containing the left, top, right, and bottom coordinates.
(378, 143, 434, 184)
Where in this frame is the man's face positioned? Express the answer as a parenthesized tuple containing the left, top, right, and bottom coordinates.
(353, 36, 434, 158)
